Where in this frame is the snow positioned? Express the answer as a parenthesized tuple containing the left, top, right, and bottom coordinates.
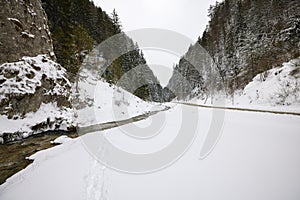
(0, 103, 74, 137)
(236, 57, 300, 107)
(1, 44, 300, 200)
(0, 55, 70, 102)
(7, 18, 21, 24)
(50, 135, 73, 144)
(21, 31, 35, 39)
(1, 55, 300, 199)
(0, 54, 166, 140)
(26, 6, 37, 16)
(74, 55, 166, 127)
(0, 55, 72, 138)
(1, 104, 300, 200)
(76, 80, 165, 127)
(190, 57, 300, 113)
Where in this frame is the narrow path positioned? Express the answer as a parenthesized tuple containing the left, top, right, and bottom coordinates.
(177, 102, 300, 116)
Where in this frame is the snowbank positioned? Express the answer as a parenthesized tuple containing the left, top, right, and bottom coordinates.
(0, 103, 74, 141)
(50, 135, 73, 144)
(0, 55, 70, 102)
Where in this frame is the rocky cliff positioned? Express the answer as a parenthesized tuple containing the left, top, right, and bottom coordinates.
(0, 0, 55, 64)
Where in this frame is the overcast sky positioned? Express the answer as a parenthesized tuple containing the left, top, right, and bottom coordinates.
(94, 0, 218, 86)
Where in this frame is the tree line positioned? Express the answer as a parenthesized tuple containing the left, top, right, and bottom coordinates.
(42, 0, 164, 101)
(167, 0, 300, 101)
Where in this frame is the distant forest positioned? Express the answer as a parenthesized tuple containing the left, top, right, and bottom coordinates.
(167, 0, 300, 100)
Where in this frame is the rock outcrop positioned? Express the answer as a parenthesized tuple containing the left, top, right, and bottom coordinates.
(0, 55, 71, 118)
(0, 55, 74, 142)
(0, 0, 55, 64)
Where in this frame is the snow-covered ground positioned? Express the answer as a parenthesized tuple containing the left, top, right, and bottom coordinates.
(1, 104, 300, 200)
(75, 79, 166, 127)
(50, 135, 73, 145)
(190, 57, 300, 113)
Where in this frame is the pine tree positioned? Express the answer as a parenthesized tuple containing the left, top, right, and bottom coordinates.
(111, 9, 122, 34)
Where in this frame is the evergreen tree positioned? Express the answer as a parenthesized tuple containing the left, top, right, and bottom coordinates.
(111, 9, 122, 34)
(167, 0, 300, 101)
(42, 0, 164, 101)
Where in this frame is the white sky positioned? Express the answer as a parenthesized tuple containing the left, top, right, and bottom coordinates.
(94, 0, 218, 86)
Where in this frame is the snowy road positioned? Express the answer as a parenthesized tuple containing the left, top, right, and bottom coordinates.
(1, 104, 300, 200)
(178, 102, 300, 116)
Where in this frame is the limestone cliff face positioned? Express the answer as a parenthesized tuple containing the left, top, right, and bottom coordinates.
(0, 0, 55, 64)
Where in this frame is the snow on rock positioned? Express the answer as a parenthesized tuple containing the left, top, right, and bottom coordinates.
(7, 18, 22, 25)
(0, 103, 74, 142)
(1, 0, 55, 63)
(0, 55, 71, 100)
(0, 55, 74, 142)
(21, 31, 35, 39)
(50, 135, 73, 145)
(0, 55, 70, 101)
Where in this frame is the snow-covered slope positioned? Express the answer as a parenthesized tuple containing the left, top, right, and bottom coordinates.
(76, 79, 165, 127)
(1, 105, 300, 200)
(189, 57, 300, 112)
(236, 57, 300, 107)
(74, 53, 166, 127)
